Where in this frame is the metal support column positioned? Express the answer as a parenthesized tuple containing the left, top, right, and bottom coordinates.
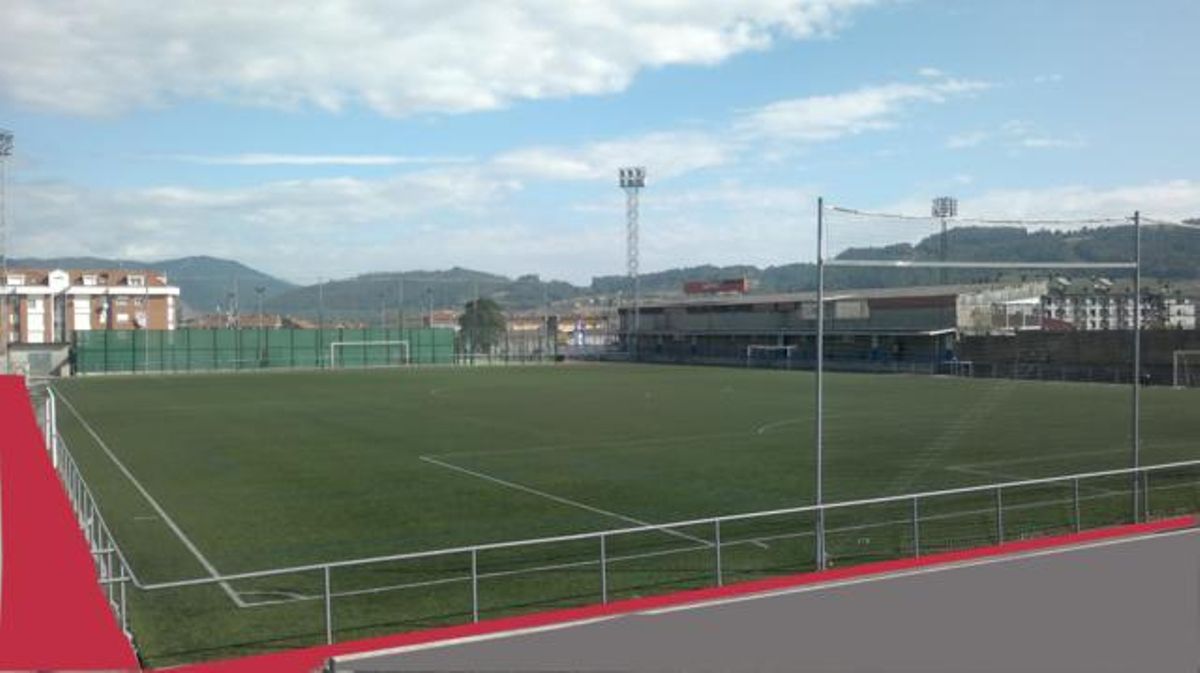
(599, 534, 608, 604)
(995, 487, 1004, 544)
(714, 519, 723, 587)
(470, 549, 480, 623)
(912, 497, 921, 558)
(1132, 211, 1142, 522)
(1080, 475, 1089, 532)
(323, 565, 333, 644)
(815, 197, 827, 570)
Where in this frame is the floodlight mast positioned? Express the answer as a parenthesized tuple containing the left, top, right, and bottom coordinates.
(0, 129, 12, 373)
(932, 197, 957, 284)
(619, 167, 645, 359)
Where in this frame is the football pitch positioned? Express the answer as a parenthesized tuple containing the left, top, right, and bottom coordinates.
(50, 364, 1200, 665)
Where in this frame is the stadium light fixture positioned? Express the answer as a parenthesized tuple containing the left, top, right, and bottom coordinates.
(932, 196, 957, 284)
(618, 167, 646, 358)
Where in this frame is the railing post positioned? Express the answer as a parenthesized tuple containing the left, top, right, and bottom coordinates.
(323, 565, 333, 645)
(911, 496, 920, 558)
(1080, 475, 1089, 532)
(995, 487, 1004, 544)
(714, 519, 723, 587)
(470, 549, 479, 623)
(815, 508, 827, 570)
(599, 534, 608, 604)
(1142, 471, 1150, 520)
(119, 577, 128, 634)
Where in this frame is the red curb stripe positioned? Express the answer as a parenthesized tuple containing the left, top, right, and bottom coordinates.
(157, 513, 1195, 673)
(0, 376, 140, 671)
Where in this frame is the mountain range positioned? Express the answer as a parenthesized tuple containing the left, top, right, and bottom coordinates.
(11, 220, 1200, 320)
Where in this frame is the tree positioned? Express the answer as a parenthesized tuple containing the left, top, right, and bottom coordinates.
(458, 298, 507, 353)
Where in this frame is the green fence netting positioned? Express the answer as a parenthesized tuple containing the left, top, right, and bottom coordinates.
(73, 328, 456, 374)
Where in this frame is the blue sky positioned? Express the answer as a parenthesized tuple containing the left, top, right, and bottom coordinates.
(1, 0, 1197, 284)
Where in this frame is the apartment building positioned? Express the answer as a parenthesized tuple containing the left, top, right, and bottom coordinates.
(1, 268, 180, 345)
(1039, 278, 1196, 331)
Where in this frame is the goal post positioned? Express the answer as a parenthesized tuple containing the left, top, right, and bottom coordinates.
(1174, 350, 1200, 388)
(329, 340, 410, 369)
(746, 344, 797, 369)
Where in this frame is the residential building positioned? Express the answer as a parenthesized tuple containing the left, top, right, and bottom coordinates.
(1039, 278, 1196, 331)
(1, 268, 180, 345)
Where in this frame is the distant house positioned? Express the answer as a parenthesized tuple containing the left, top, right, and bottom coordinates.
(1, 268, 180, 345)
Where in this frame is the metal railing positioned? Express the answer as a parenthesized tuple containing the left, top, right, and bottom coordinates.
(39, 385, 1200, 662)
(41, 388, 138, 642)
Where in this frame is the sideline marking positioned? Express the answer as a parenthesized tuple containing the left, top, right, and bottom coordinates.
(54, 390, 246, 607)
(418, 455, 746, 549)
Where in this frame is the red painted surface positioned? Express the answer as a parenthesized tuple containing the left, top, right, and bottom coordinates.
(0, 375, 139, 671)
(160, 514, 1194, 673)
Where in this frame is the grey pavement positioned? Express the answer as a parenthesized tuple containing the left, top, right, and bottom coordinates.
(333, 527, 1200, 673)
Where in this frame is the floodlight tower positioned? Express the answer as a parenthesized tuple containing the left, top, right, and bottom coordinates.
(619, 167, 646, 358)
(0, 129, 12, 373)
(932, 196, 957, 284)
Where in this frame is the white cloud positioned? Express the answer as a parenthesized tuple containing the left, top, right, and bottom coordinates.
(736, 77, 990, 142)
(946, 130, 989, 149)
(882, 180, 1200, 223)
(0, 1, 876, 117)
(10, 168, 524, 280)
(1018, 136, 1085, 150)
(493, 131, 733, 181)
(166, 154, 473, 166)
(1032, 73, 1064, 85)
(946, 119, 1085, 152)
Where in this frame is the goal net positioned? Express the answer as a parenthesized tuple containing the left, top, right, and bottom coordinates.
(1174, 351, 1200, 388)
(329, 341, 410, 368)
(746, 345, 796, 369)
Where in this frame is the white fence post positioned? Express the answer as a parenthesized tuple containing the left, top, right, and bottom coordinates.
(911, 496, 920, 558)
(323, 566, 333, 645)
(471, 549, 479, 623)
(599, 534, 608, 604)
(714, 519, 723, 587)
(995, 487, 1004, 544)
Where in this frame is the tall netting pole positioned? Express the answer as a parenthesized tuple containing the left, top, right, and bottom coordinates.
(814, 196, 826, 570)
(1132, 210, 1142, 521)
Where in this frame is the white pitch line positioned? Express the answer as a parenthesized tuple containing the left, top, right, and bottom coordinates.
(754, 418, 806, 436)
(55, 390, 247, 607)
(418, 455, 753, 549)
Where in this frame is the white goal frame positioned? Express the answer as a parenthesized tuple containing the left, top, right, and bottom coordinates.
(746, 344, 797, 369)
(1173, 350, 1200, 388)
(328, 340, 410, 368)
